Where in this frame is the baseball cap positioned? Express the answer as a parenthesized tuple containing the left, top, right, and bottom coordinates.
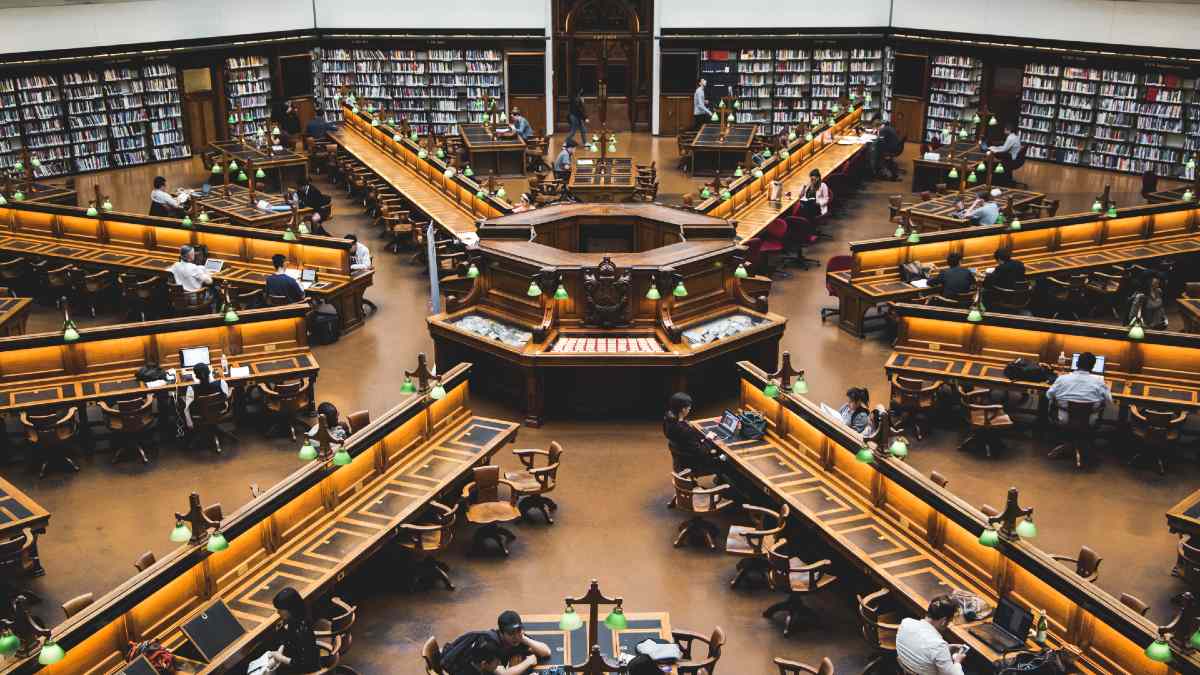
(498, 610, 523, 632)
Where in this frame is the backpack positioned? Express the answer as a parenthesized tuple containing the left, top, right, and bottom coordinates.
(997, 649, 1069, 674)
(1003, 358, 1054, 383)
(127, 640, 174, 673)
(439, 631, 500, 673)
(309, 303, 341, 345)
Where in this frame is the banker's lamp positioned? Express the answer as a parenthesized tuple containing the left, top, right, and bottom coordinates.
(673, 281, 688, 297)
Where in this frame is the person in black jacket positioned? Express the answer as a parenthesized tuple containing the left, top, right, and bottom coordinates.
(271, 587, 319, 674)
(566, 89, 588, 146)
(984, 248, 1026, 289)
(663, 392, 722, 478)
(932, 251, 974, 296)
(295, 179, 332, 222)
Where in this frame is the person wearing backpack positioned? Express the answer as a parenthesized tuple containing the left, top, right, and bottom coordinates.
(441, 611, 550, 674)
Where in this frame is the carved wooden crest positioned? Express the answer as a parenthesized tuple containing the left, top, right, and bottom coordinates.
(582, 256, 631, 327)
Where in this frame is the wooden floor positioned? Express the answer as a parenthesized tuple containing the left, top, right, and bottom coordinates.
(5, 137, 1196, 674)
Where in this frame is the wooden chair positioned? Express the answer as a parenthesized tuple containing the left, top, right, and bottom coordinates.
(300, 633, 357, 674)
(0, 529, 36, 593)
(1050, 545, 1102, 583)
(1120, 593, 1150, 616)
(956, 385, 1014, 458)
(461, 465, 522, 555)
(889, 374, 941, 440)
(257, 378, 314, 441)
(505, 441, 562, 524)
(266, 292, 294, 307)
(1049, 401, 1098, 469)
(763, 538, 837, 636)
(525, 134, 549, 173)
(118, 272, 163, 321)
(346, 410, 371, 435)
(1043, 274, 1087, 320)
(888, 195, 914, 223)
(1129, 405, 1186, 475)
(858, 588, 899, 674)
(61, 592, 94, 619)
(671, 626, 724, 675)
(671, 469, 734, 550)
(1084, 267, 1127, 320)
(233, 287, 265, 311)
(774, 657, 834, 675)
(726, 503, 790, 589)
(398, 501, 459, 591)
(75, 268, 114, 317)
(168, 281, 213, 316)
(188, 390, 235, 454)
(633, 181, 660, 202)
(986, 281, 1032, 314)
(45, 263, 78, 308)
(98, 394, 156, 464)
(1176, 535, 1200, 593)
(0, 257, 32, 296)
(133, 550, 156, 572)
(21, 407, 82, 477)
(421, 636, 443, 674)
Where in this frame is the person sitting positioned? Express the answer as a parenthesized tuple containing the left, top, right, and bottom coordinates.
(932, 252, 973, 296)
(797, 169, 830, 219)
(663, 392, 724, 479)
(183, 363, 230, 430)
(554, 140, 576, 181)
(295, 178, 332, 221)
(510, 109, 532, 141)
(838, 387, 871, 433)
(512, 193, 534, 212)
(168, 245, 213, 293)
(345, 234, 372, 271)
(896, 594, 967, 675)
(308, 401, 349, 444)
(444, 639, 502, 675)
(1046, 351, 1112, 425)
(965, 191, 1000, 226)
(265, 254, 305, 304)
(150, 176, 186, 217)
(442, 611, 550, 675)
(269, 587, 319, 674)
(1128, 271, 1168, 330)
(304, 106, 334, 140)
(1141, 169, 1159, 202)
(876, 117, 902, 180)
(984, 248, 1025, 289)
(985, 122, 1022, 163)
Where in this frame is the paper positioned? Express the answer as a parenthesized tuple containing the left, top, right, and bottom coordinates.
(819, 402, 842, 422)
(576, 159, 595, 166)
(285, 268, 301, 280)
(146, 380, 167, 388)
(910, 279, 929, 288)
(229, 366, 251, 378)
(923, 152, 942, 161)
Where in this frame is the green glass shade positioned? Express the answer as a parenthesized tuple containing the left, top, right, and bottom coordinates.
(733, 100, 740, 109)
(553, 284, 569, 300)
(958, 128, 968, 138)
(780, 149, 790, 159)
(718, 99, 726, 109)
(762, 381, 780, 398)
(727, 114, 735, 123)
(559, 607, 584, 631)
(948, 167, 959, 179)
(720, 189, 731, 201)
(966, 172, 978, 184)
(466, 264, 480, 278)
(763, 148, 772, 158)
(38, 640, 65, 665)
(1106, 206, 1118, 218)
(1184, 190, 1195, 202)
(894, 225, 906, 238)
(298, 441, 318, 461)
(865, 92, 872, 103)
(734, 167, 744, 177)
(591, 134, 600, 142)
(102, 199, 113, 211)
(1129, 323, 1145, 340)
(86, 205, 98, 217)
(1091, 199, 1102, 212)
(645, 285, 662, 301)
(392, 133, 402, 142)
(228, 160, 239, 171)
(752, 168, 763, 179)
(62, 322, 80, 343)
(527, 281, 542, 297)
(1011, 218, 1021, 230)
(710, 112, 719, 122)
(12, 161, 21, 172)
(227, 113, 237, 124)
(1188, 158, 1197, 170)
(989, 115, 998, 126)
(0, 195, 6, 205)
(805, 132, 813, 142)
(0, 631, 19, 655)
(607, 143, 617, 153)
(371, 118, 379, 127)
(206, 531, 229, 552)
(298, 222, 310, 235)
(1145, 638, 1173, 663)
(444, 167, 455, 178)
(410, 131, 419, 141)
(31, 158, 41, 169)
(430, 383, 447, 400)
(995, 214, 1006, 225)
(13, 191, 24, 201)
(237, 171, 248, 182)
(418, 149, 428, 159)
(211, 163, 222, 174)
(855, 447, 875, 464)
(978, 527, 1000, 547)
(496, 187, 507, 198)
(1188, 629, 1200, 650)
(169, 521, 192, 543)
(255, 168, 266, 179)
(464, 166, 474, 177)
(673, 282, 688, 297)
(791, 376, 808, 395)
(436, 148, 445, 158)
(1015, 518, 1037, 539)
(604, 607, 629, 630)
(588, 143, 598, 152)
(332, 449, 352, 466)
(700, 187, 711, 199)
(283, 228, 298, 242)
(476, 189, 487, 199)
(733, 264, 749, 279)
(906, 230, 920, 244)
(272, 126, 281, 136)
(849, 91, 858, 101)
(351, 106, 359, 114)
(966, 307, 983, 322)
(889, 437, 909, 458)
(994, 163, 1004, 174)
(975, 162, 986, 172)
(832, 104, 840, 114)
(181, 215, 192, 227)
(400, 377, 416, 394)
(223, 306, 239, 323)
(972, 113, 981, 124)
(788, 131, 797, 141)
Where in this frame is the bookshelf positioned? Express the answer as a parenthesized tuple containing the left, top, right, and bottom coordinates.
(772, 48, 809, 134)
(700, 49, 739, 116)
(0, 78, 23, 173)
(314, 47, 351, 123)
(924, 55, 982, 144)
(225, 55, 271, 142)
(462, 49, 504, 134)
(881, 46, 895, 122)
(62, 68, 110, 173)
(144, 61, 189, 162)
(387, 49, 430, 133)
(103, 65, 148, 168)
(1185, 86, 1200, 181)
(16, 73, 69, 178)
(849, 47, 884, 119)
(1018, 63, 1058, 162)
(810, 48, 847, 116)
(735, 49, 772, 126)
(1090, 67, 1139, 172)
(1053, 66, 1099, 166)
(1133, 70, 1184, 176)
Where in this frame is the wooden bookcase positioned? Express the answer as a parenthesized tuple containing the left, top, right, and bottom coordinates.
(924, 54, 982, 144)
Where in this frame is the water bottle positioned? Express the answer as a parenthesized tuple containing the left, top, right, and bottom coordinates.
(220, 352, 229, 377)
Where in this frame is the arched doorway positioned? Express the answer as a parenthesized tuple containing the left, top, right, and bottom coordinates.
(553, 0, 653, 133)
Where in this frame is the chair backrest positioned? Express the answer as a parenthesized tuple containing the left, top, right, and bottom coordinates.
(1120, 593, 1150, 616)
(705, 626, 726, 659)
(0, 256, 28, 280)
(134, 550, 156, 572)
(980, 504, 1000, 518)
(62, 593, 94, 618)
(266, 293, 293, 307)
(472, 465, 502, 503)
(321, 597, 358, 636)
(988, 282, 1032, 310)
(204, 503, 223, 523)
(774, 657, 834, 675)
(192, 390, 231, 424)
(234, 287, 265, 309)
(1132, 405, 1185, 440)
(262, 378, 311, 412)
(346, 409, 371, 434)
(765, 218, 789, 241)
(22, 407, 78, 444)
(1064, 401, 1096, 430)
(1075, 545, 1102, 578)
(104, 394, 155, 432)
(0, 530, 31, 572)
(421, 636, 442, 674)
(857, 588, 898, 652)
(671, 469, 699, 509)
(1180, 535, 1200, 563)
(892, 375, 936, 408)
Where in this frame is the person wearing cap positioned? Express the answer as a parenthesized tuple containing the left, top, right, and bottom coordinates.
(494, 610, 550, 673)
(168, 245, 213, 293)
(554, 141, 576, 181)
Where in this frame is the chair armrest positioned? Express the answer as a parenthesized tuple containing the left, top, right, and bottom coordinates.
(460, 481, 477, 500)
(960, 387, 990, 398)
(967, 403, 1006, 411)
(97, 400, 119, 416)
(1049, 554, 1078, 565)
(773, 657, 817, 674)
(513, 447, 550, 469)
(1174, 411, 1189, 425)
(789, 558, 832, 573)
(398, 522, 442, 533)
(919, 380, 944, 393)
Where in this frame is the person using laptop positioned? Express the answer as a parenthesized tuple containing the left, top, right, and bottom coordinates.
(169, 245, 214, 293)
(345, 234, 372, 272)
(183, 363, 230, 430)
(663, 392, 723, 480)
(265, 254, 306, 304)
(838, 387, 871, 433)
(1046, 351, 1112, 428)
(896, 595, 967, 675)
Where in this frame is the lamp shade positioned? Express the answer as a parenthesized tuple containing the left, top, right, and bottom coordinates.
(975, 161, 985, 172)
(554, 284, 569, 300)
(12, 161, 21, 172)
(0, 195, 6, 205)
(994, 163, 1004, 174)
(978, 527, 1000, 547)
(1091, 199, 1102, 212)
(972, 113, 981, 124)
(734, 166, 744, 177)
(411, 131, 419, 141)
(497, 187, 507, 198)
(788, 131, 797, 141)
(604, 607, 629, 630)
(211, 163, 222, 174)
(12, 191, 23, 201)
(430, 382, 447, 400)
(181, 215, 193, 227)
(906, 230, 920, 244)
(763, 148, 772, 158)
(673, 282, 688, 297)
(228, 113, 237, 124)
(1106, 206, 1118, 218)
(752, 168, 763, 179)
(418, 149, 428, 159)
(958, 128, 968, 138)
(298, 441, 318, 461)
(169, 521, 192, 543)
(400, 377, 416, 394)
(237, 171, 248, 182)
(476, 190, 486, 199)
(298, 222, 310, 235)
(527, 281, 542, 297)
(727, 114, 735, 123)
(780, 149, 790, 159)
(700, 187, 711, 199)
(228, 159, 238, 171)
(62, 321, 80, 343)
(948, 167, 959, 179)
(966, 172, 978, 184)
(1189, 628, 1200, 650)
(762, 380, 780, 398)
(989, 115, 998, 126)
(464, 166, 474, 177)
(894, 225, 906, 238)
(1010, 218, 1021, 230)
(199, 211, 209, 223)
(37, 640, 65, 665)
(332, 448, 352, 466)
(589, 143, 598, 152)
(720, 189, 731, 201)
(283, 228, 298, 242)
(645, 285, 662, 300)
(1015, 517, 1037, 539)
(393, 133, 402, 142)
(791, 376, 808, 395)
(0, 630, 19, 655)
(966, 307, 983, 322)
(1188, 158, 1197, 170)
(889, 437, 909, 458)
(733, 264, 749, 279)
(710, 112, 719, 122)
(102, 199, 113, 211)
(436, 148, 445, 158)
(1129, 323, 1145, 340)
(255, 168, 266, 179)
(1145, 638, 1173, 663)
(86, 205, 99, 217)
(206, 530, 229, 552)
(559, 606, 584, 631)
(223, 306, 239, 323)
(733, 100, 740, 109)
(1185, 189, 1195, 202)
(855, 447, 875, 464)
(467, 264, 480, 278)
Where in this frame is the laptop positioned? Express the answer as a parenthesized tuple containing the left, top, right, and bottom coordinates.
(204, 258, 225, 273)
(300, 267, 316, 290)
(1071, 353, 1106, 374)
(710, 410, 742, 442)
(180, 346, 210, 369)
(967, 597, 1034, 653)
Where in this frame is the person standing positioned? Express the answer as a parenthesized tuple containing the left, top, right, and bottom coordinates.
(896, 595, 967, 675)
(554, 140, 576, 181)
(693, 78, 713, 130)
(985, 122, 1022, 162)
(566, 89, 588, 146)
(510, 108, 533, 141)
(1128, 272, 1168, 330)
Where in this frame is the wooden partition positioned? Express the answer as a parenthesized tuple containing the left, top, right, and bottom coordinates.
(0, 201, 374, 332)
(708, 361, 1197, 675)
(6, 364, 520, 675)
(828, 202, 1200, 336)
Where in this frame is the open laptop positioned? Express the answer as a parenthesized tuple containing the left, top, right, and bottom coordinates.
(709, 409, 742, 442)
(967, 597, 1034, 653)
(204, 258, 224, 273)
(300, 267, 317, 290)
(180, 346, 210, 369)
(1071, 353, 1106, 374)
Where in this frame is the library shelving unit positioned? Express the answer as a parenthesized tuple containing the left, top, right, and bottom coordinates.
(810, 48, 848, 116)
(700, 49, 739, 114)
(144, 61, 189, 162)
(387, 49, 431, 134)
(1133, 70, 1185, 176)
(350, 48, 391, 118)
(1090, 67, 1139, 173)
(772, 48, 809, 134)
(849, 47, 884, 119)
(314, 47, 351, 123)
(1185, 87, 1200, 181)
(882, 46, 895, 122)
(924, 55, 982, 144)
(462, 49, 504, 134)
(62, 68, 110, 173)
(103, 65, 149, 168)
(1053, 66, 1099, 166)
(225, 55, 271, 141)
(735, 49, 773, 127)
(0, 78, 24, 173)
(16, 73, 69, 178)
(1017, 63, 1058, 162)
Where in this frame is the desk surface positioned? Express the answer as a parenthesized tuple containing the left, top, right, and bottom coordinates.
(1168, 488, 1200, 539)
(207, 141, 307, 169)
(907, 185, 1045, 229)
(459, 123, 526, 150)
(568, 158, 637, 190)
(913, 141, 990, 168)
(0, 297, 31, 335)
(522, 612, 675, 673)
(0, 475, 49, 540)
(690, 124, 756, 150)
(195, 185, 309, 228)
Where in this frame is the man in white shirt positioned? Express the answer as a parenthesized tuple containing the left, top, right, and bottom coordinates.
(168, 245, 213, 293)
(985, 123, 1022, 162)
(693, 78, 713, 131)
(896, 595, 966, 675)
(150, 175, 186, 217)
(345, 234, 372, 271)
(965, 192, 1000, 226)
(1046, 351, 1112, 425)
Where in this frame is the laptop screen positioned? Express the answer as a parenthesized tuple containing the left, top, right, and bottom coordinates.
(994, 597, 1034, 639)
(1070, 353, 1105, 374)
(718, 410, 740, 434)
(180, 346, 211, 369)
(301, 268, 317, 283)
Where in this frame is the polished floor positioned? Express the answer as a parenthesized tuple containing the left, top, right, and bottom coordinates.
(8, 139, 1196, 673)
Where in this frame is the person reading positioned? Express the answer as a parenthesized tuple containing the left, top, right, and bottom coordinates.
(265, 254, 306, 304)
(150, 176, 186, 217)
(984, 248, 1025, 289)
(797, 169, 830, 219)
(838, 387, 871, 433)
(295, 178, 332, 222)
(896, 595, 967, 675)
(931, 252, 973, 296)
(267, 587, 319, 674)
(345, 234, 372, 271)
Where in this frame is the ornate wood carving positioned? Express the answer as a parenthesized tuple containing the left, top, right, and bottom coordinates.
(582, 256, 631, 327)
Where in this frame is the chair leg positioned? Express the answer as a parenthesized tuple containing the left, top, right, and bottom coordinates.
(517, 495, 557, 524)
(408, 556, 455, 591)
(472, 523, 517, 556)
(675, 516, 720, 550)
(731, 557, 771, 589)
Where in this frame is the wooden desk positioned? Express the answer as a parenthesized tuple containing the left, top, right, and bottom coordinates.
(521, 612, 676, 673)
(568, 157, 638, 203)
(12, 183, 77, 207)
(911, 141, 990, 192)
(907, 185, 1046, 231)
(828, 202, 1200, 337)
(0, 201, 373, 333)
(688, 123, 756, 177)
(0, 475, 49, 576)
(0, 297, 31, 336)
(1168, 489, 1200, 540)
(5, 366, 520, 675)
(460, 124, 526, 176)
(207, 141, 308, 190)
(693, 360, 1199, 675)
(1180, 298, 1200, 334)
(1148, 188, 1193, 204)
(0, 306, 317, 415)
(887, 303, 1200, 417)
(194, 185, 311, 230)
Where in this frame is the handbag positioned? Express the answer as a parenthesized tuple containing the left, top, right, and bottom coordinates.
(899, 261, 927, 283)
(738, 410, 767, 440)
(136, 365, 166, 382)
(1003, 358, 1054, 383)
(997, 649, 1069, 674)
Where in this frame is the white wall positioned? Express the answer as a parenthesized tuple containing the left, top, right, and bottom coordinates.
(313, 0, 547, 30)
(0, 0, 314, 55)
(660, 0, 890, 29)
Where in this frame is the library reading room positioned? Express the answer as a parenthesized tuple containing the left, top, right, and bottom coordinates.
(3, 1, 1200, 674)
